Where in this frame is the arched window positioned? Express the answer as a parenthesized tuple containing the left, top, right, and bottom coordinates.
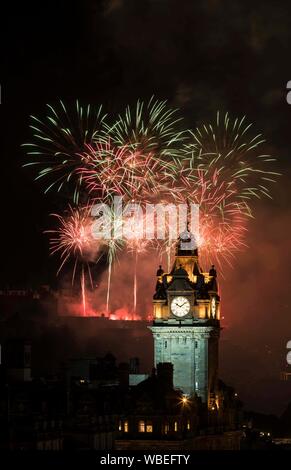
(124, 420, 129, 433)
(174, 421, 178, 432)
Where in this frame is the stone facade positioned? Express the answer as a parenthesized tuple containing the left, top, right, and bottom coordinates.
(150, 326, 219, 401)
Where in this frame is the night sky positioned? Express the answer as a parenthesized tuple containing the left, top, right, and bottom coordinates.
(1, 0, 291, 413)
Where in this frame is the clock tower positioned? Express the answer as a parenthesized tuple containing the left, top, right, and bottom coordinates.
(149, 230, 220, 407)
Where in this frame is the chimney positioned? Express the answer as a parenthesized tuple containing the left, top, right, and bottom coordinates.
(5, 340, 32, 382)
(157, 362, 173, 388)
(129, 357, 140, 374)
(118, 362, 129, 388)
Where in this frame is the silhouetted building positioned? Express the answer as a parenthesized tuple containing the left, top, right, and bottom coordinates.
(116, 362, 242, 450)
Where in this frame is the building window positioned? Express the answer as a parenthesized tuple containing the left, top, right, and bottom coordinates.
(174, 421, 178, 432)
(124, 420, 129, 433)
(164, 341, 167, 349)
(164, 423, 169, 435)
(195, 341, 198, 348)
(184, 337, 187, 344)
(138, 420, 145, 432)
(118, 420, 122, 431)
(138, 420, 152, 432)
(146, 422, 153, 433)
(187, 420, 191, 430)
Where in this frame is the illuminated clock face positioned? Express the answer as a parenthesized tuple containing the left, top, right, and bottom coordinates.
(171, 296, 191, 317)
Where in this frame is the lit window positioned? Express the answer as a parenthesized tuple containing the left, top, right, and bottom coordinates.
(118, 421, 122, 431)
(174, 421, 178, 432)
(164, 423, 169, 434)
(138, 420, 145, 432)
(124, 420, 129, 433)
(187, 420, 191, 430)
(146, 422, 153, 433)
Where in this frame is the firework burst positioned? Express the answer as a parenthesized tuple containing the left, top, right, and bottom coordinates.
(183, 111, 279, 205)
(79, 139, 163, 201)
(24, 103, 280, 317)
(46, 205, 96, 277)
(170, 111, 280, 268)
(46, 205, 98, 315)
(104, 97, 186, 188)
(106, 97, 184, 155)
(23, 100, 107, 202)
